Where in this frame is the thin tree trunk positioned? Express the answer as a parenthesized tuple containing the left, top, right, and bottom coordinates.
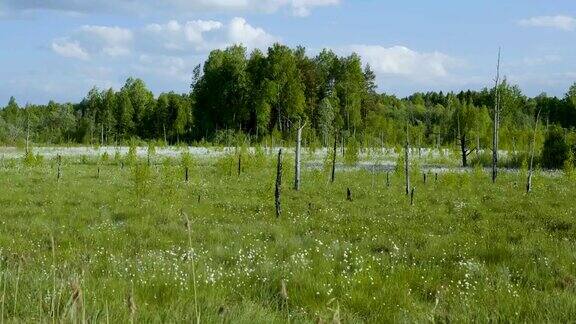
(294, 122, 306, 191)
(163, 124, 167, 144)
(405, 121, 411, 196)
(238, 154, 242, 176)
(527, 109, 542, 193)
(492, 48, 501, 183)
(275, 149, 282, 217)
(461, 135, 468, 167)
(476, 134, 480, 157)
(331, 133, 337, 183)
(57, 155, 62, 181)
(25, 116, 30, 155)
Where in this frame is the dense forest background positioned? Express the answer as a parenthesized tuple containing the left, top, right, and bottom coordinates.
(1, 44, 576, 159)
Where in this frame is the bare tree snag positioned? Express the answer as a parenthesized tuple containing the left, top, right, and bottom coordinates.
(237, 154, 242, 176)
(405, 121, 411, 196)
(527, 108, 542, 193)
(163, 124, 167, 145)
(294, 121, 306, 191)
(331, 134, 337, 183)
(57, 155, 62, 181)
(275, 149, 282, 218)
(456, 108, 476, 167)
(492, 48, 501, 183)
(25, 113, 30, 156)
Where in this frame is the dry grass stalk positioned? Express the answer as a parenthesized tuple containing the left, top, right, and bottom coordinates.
(182, 210, 200, 324)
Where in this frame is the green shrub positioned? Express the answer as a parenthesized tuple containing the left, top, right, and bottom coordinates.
(564, 149, 574, 177)
(22, 149, 43, 167)
(470, 152, 492, 167)
(344, 137, 360, 166)
(101, 152, 110, 163)
(541, 127, 569, 169)
(132, 163, 152, 197)
(126, 141, 138, 165)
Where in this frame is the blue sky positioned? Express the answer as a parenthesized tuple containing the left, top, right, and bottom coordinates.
(0, 0, 575, 105)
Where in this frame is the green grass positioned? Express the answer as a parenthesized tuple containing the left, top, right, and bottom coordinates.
(0, 152, 575, 323)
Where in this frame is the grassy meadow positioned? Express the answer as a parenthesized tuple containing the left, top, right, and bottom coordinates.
(0, 147, 575, 323)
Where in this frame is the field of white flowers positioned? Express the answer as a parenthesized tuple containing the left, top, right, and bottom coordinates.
(0, 147, 574, 322)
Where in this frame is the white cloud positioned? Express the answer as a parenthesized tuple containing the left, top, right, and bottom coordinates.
(51, 25, 133, 59)
(348, 45, 460, 81)
(80, 25, 133, 45)
(518, 15, 576, 31)
(79, 25, 133, 56)
(290, 0, 338, 17)
(144, 20, 223, 51)
(4, 0, 338, 17)
(52, 17, 276, 63)
(228, 17, 277, 49)
(134, 54, 193, 82)
(51, 39, 90, 60)
(141, 17, 275, 52)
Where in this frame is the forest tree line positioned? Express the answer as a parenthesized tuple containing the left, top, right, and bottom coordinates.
(1, 43, 576, 167)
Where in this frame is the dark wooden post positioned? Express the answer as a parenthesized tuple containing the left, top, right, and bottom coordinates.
(57, 155, 62, 181)
(410, 187, 416, 206)
(275, 149, 282, 218)
(237, 154, 242, 176)
(185, 166, 189, 182)
(294, 122, 306, 191)
(347, 188, 352, 201)
(405, 122, 411, 196)
(331, 134, 337, 183)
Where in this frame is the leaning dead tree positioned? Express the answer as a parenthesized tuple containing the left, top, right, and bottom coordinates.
(492, 48, 502, 183)
(526, 108, 542, 193)
(275, 149, 283, 217)
(294, 121, 307, 191)
(404, 120, 411, 196)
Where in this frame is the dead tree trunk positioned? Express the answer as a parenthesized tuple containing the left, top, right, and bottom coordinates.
(163, 124, 167, 144)
(456, 108, 475, 167)
(57, 155, 62, 181)
(331, 134, 337, 183)
(275, 149, 282, 218)
(405, 122, 411, 196)
(237, 154, 242, 176)
(25, 114, 30, 156)
(492, 48, 501, 183)
(527, 109, 542, 193)
(294, 122, 306, 191)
